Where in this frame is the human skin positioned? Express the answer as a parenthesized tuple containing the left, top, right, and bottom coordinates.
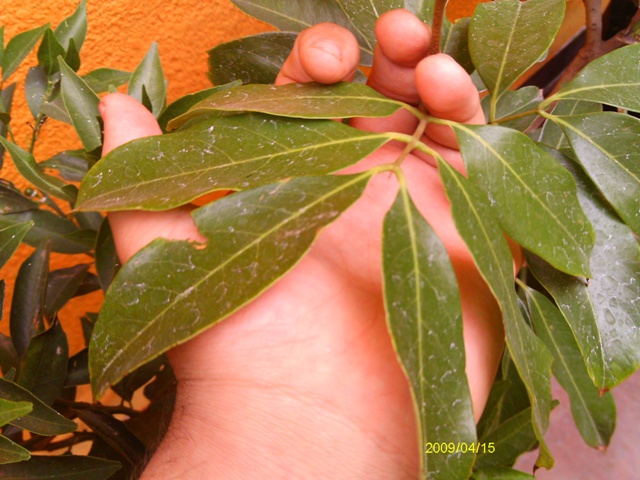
(99, 9, 518, 479)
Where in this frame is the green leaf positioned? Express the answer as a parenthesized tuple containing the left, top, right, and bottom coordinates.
(95, 218, 120, 292)
(2, 24, 49, 81)
(404, 0, 435, 23)
(475, 407, 537, 470)
(0, 222, 32, 270)
(10, 241, 49, 358)
(0, 399, 33, 426)
(44, 264, 90, 318)
(551, 112, 640, 236)
(230, 0, 389, 65)
(452, 123, 594, 277)
(469, 0, 565, 119)
(0, 182, 38, 214)
(25, 66, 47, 118)
(547, 43, 640, 112)
(37, 29, 65, 76)
(40, 95, 72, 124)
(208, 32, 297, 85)
(0, 377, 77, 435)
(127, 42, 166, 117)
(0, 455, 121, 479)
(527, 150, 640, 390)
(442, 17, 473, 74)
(482, 86, 542, 131)
(90, 173, 371, 398)
(158, 81, 241, 132)
(437, 159, 554, 469)
(0, 434, 31, 465)
(65, 348, 89, 387)
(18, 320, 69, 406)
(471, 467, 535, 479)
(0, 137, 76, 203)
(524, 286, 616, 448)
(77, 114, 392, 211)
(58, 56, 102, 152)
(382, 184, 475, 479)
(53, 0, 87, 51)
(63, 38, 80, 72)
(39, 149, 92, 182)
(82, 68, 131, 94)
(0, 210, 91, 254)
(0, 333, 19, 376)
(538, 100, 601, 151)
(0, 27, 5, 66)
(0, 82, 16, 168)
(168, 82, 408, 129)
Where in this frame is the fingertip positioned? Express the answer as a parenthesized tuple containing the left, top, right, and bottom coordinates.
(416, 54, 483, 123)
(375, 9, 430, 67)
(101, 93, 162, 155)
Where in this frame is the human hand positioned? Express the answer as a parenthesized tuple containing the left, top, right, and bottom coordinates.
(100, 9, 513, 479)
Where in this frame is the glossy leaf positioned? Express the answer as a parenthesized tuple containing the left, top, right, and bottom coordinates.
(0, 377, 77, 435)
(469, 0, 564, 118)
(111, 356, 165, 403)
(527, 151, 640, 390)
(25, 66, 47, 118)
(472, 467, 535, 479)
(552, 112, 640, 235)
(95, 219, 120, 292)
(0, 222, 32, 270)
(0, 137, 76, 203)
(0, 455, 121, 479)
(53, 0, 87, 51)
(37, 29, 65, 75)
(127, 42, 166, 117)
(548, 43, 640, 112)
(10, 241, 49, 358)
(62, 38, 81, 72)
(58, 56, 102, 152)
(76, 409, 145, 466)
(18, 320, 69, 406)
(438, 159, 554, 468)
(404, 0, 435, 23)
(90, 173, 371, 398)
(168, 82, 407, 129)
(0, 399, 33, 426)
(77, 114, 392, 211)
(158, 82, 240, 132)
(382, 185, 475, 479)
(40, 95, 71, 124)
(230, 0, 382, 65)
(2, 24, 48, 81)
(65, 348, 89, 387)
(82, 68, 131, 94)
(0, 332, 19, 375)
(0, 434, 31, 465)
(524, 286, 616, 448)
(0, 82, 16, 168)
(452, 123, 594, 276)
(482, 86, 542, 131)
(538, 100, 601, 151)
(0, 27, 4, 66)
(39, 149, 92, 182)
(0, 182, 38, 214)
(208, 32, 297, 85)
(44, 264, 91, 318)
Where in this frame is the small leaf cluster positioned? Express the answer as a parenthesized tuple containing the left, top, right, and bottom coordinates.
(0, 1, 179, 478)
(77, 0, 640, 479)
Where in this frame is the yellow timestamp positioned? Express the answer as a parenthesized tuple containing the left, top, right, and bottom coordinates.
(425, 442, 496, 454)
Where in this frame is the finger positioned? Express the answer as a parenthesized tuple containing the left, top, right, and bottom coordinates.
(416, 54, 485, 150)
(351, 9, 430, 134)
(100, 93, 204, 263)
(275, 23, 360, 85)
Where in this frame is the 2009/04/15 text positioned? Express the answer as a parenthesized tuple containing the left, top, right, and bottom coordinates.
(425, 442, 496, 454)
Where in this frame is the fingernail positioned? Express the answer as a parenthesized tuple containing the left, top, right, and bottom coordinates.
(311, 40, 342, 60)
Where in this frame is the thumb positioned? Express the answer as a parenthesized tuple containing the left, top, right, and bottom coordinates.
(100, 93, 204, 263)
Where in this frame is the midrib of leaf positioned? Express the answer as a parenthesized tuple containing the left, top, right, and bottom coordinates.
(83, 130, 390, 207)
(234, 1, 313, 30)
(551, 82, 640, 102)
(527, 290, 603, 441)
(334, 0, 375, 55)
(455, 124, 587, 262)
(97, 171, 373, 381)
(490, 3, 521, 121)
(549, 114, 640, 185)
(222, 94, 405, 113)
(439, 158, 546, 448)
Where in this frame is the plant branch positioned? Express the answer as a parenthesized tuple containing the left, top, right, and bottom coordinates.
(428, 0, 448, 56)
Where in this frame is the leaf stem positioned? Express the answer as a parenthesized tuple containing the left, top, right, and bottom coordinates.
(392, 116, 429, 168)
